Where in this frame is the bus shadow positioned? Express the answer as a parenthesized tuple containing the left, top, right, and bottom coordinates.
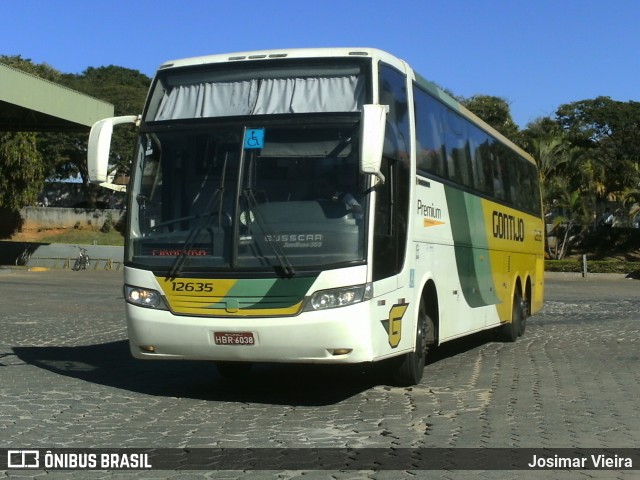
(11, 341, 382, 406)
(12, 331, 498, 406)
(427, 329, 497, 365)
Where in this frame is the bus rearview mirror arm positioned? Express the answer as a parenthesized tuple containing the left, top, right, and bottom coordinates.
(359, 104, 388, 185)
(87, 115, 140, 183)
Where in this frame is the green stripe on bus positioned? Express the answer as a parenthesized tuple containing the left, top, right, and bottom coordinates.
(226, 275, 317, 310)
(445, 186, 500, 308)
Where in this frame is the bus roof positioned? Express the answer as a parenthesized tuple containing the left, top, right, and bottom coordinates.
(157, 47, 401, 71)
(156, 47, 535, 165)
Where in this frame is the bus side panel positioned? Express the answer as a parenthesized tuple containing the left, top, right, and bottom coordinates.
(413, 181, 495, 341)
(479, 198, 545, 321)
(367, 273, 418, 360)
(412, 180, 544, 341)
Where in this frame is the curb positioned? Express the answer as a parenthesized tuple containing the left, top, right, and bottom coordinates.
(545, 271, 632, 281)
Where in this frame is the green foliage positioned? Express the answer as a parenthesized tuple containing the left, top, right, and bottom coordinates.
(576, 227, 640, 260)
(555, 96, 640, 202)
(462, 95, 520, 141)
(546, 260, 640, 274)
(0, 54, 62, 82)
(100, 212, 114, 233)
(57, 66, 150, 178)
(522, 97, 640, 262)
(1, 56, 150, 195)
(546, 188, 591, 259)
(0, 132, 44, 210)
(35, 227, 124, 246)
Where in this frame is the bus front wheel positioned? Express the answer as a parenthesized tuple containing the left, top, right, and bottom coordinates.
(391, 299, 430, 386)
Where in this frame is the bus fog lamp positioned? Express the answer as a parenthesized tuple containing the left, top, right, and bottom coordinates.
(305, 283, 373, 311)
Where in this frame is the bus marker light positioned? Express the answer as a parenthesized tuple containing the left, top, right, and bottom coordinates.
(139, 345, 156, 353)
(330, 349, 352, 356)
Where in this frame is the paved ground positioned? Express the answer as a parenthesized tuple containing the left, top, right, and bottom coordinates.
(0, 269, 639, 479)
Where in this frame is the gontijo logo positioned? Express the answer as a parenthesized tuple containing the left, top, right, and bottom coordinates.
(492, 210, 525, 242)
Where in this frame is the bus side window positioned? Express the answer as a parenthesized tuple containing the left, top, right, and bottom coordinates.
(445, 110, 473, 188)
(373, 153, 411, 282)
(490, 145, 505, 201)
(414, 86, 446, 178)
(379, 64, 410, 162)
(469, 126, 493, 196)
(374, 159, 393, 237)
(501, 149, 518, 205)
(524, 161, 542, 214)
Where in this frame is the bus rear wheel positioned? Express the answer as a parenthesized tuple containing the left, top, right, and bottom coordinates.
(499, 290, 525, 342)
(392, 299, 430, 386)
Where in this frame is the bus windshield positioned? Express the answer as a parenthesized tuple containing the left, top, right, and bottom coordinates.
(128, 122, 368, 274)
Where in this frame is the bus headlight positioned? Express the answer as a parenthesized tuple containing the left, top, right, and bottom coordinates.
(124, 285, 167, 309)
(304, 283, 373, 311)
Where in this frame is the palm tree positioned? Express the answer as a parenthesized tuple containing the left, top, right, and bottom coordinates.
(546, 186, 590, 259)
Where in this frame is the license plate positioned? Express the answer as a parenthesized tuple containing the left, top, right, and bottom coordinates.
(214, 332, 255, 346)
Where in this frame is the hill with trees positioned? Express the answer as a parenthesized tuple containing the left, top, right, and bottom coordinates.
(0, 55, 150, 218)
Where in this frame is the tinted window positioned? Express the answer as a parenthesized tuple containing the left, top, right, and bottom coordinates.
(413, 83, 541, 216)
(379, 64, 410, 161)
(469, 125, 493, 196)
(445, 110, 473, 187)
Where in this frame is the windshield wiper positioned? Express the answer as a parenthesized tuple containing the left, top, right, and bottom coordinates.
(166, 155, 230, 280)
(242, 188, 296, 277)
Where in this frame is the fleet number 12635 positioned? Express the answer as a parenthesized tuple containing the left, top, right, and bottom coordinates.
(171, 281, 214, 292)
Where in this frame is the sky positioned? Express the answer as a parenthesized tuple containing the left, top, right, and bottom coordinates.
(2, 0, 639, 128)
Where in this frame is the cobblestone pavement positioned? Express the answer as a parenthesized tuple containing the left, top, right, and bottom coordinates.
(1, 269, 639, 479)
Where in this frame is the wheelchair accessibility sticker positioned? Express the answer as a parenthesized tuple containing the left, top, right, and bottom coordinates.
(244, 128, 265, 149)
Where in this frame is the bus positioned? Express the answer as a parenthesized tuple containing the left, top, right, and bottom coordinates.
(87, 48, 544, 386)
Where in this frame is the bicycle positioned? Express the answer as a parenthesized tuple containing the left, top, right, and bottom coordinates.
(15, 244, 33, 266)
(72, 246, 90, 271)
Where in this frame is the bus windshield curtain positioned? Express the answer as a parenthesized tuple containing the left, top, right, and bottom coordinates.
(155, 76, 364, 120)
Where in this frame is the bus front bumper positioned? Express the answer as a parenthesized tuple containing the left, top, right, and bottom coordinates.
(126, 303, 376, 364)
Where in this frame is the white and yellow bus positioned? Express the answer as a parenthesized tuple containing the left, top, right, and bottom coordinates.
(88, 48, 544, 386)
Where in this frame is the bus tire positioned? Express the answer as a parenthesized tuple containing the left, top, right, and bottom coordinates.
(392, 299, 430, 386)
(216, 361, 252, 380)
(500, 290, 525, 342)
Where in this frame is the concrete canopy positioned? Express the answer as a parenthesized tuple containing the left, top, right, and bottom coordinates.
(0, 63, 114, 132)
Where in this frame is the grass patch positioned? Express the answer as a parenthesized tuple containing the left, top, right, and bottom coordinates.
(13, 228, 124, 246)
(546, 259, 640, 274)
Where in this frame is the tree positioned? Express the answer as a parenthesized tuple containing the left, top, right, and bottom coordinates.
(546, 187, 590, 260)
(1, 56, 62, 209)
(520, 116, 595, 256)
(0, 132, 43, 210)
(521, 119, 568, 184)
(37, 65, 150, 204)
(0, 54, 62, 82)
(462, 95, 520, 141)
(59, 66, 150, 176)
(555, 97, 640, 205)
(1, 56, 150, 208)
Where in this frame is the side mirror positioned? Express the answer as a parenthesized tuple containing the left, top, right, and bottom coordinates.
(87, 115, 139, 183)
(359, 104, 388, 184)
